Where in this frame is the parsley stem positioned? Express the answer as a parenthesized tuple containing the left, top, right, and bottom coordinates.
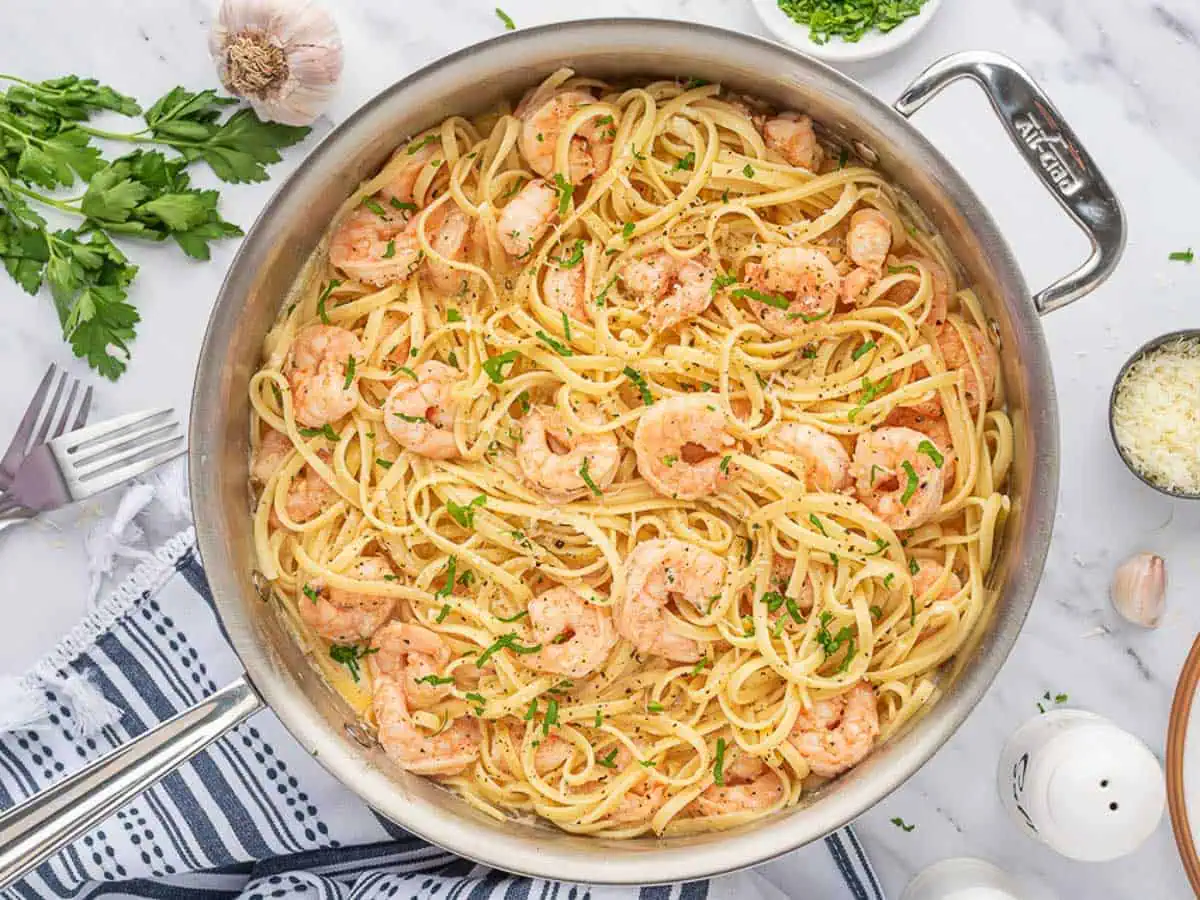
(7, 181, 80, 215)
(73, 124, 154, 143)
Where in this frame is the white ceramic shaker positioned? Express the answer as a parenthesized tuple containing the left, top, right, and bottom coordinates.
(997, 708, 1165, 861)
(901, 858, 1055, 900)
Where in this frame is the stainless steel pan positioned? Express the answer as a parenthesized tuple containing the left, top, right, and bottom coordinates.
(0, 20, 1124, 887)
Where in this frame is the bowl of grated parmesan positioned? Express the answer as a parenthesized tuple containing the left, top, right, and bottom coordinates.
(1110, 330, 1200, 499)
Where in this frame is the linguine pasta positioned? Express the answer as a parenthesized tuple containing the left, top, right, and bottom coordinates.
(248, 69, 1012, 837)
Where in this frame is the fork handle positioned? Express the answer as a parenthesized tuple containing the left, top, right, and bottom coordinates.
(0, 677, 263, 888)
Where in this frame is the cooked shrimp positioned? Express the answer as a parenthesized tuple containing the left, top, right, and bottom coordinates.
(789, 681, 880, 778)
(762, 112, 822, 171)
(274, 452, 338, 524)
(841, 266, 876, 307)
(911, 558, 964, 604)
(298, 556, 396, 644)
(498, 178, 559, 257)
(497, 733, 575, 777)
(372, 679, 481, 776)
(369, 621, 453, 710)
(329, 205, 422, 286)
(846, 209, 893, 275)
(621, 252, 718, 331)
(606, 782, 667, 826)
(287, 325, 363, 428)
(766, 423, 852, 492)
(743, 246, 841, 337)
(617, 539, 725, 663)
(523, 586, 618, 678)
(517, 405, 620, 503)
(908, 322, 999, 417)
(518, 89, 611, 184)
(770, 555, 815, 614)
(425, 204, 473, 295)
(252, 428, 293, 483)
(885, 408, 956, 484)
(542, 242, 593, 322)
(379, 141, 441, 207)
(851, 426, 947, 529)
(633, 395, 736, 501)
(884, 256, 951, 327)
(384, 360, 461, 459)
(693, 756, 784, 816)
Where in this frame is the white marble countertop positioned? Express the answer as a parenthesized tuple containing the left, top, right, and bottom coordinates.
(3, 0, 1200, 896)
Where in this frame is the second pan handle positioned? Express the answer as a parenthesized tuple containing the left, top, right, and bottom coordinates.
(895, 50, 1126, 315)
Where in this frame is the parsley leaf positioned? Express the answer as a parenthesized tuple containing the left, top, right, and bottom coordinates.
(482, 350, 520, 383)
(447, 494, 487, 528)
(732, 287, 789, 309)
(900, 460, 919, 504)
(476, 632, 543, 668)
(535, 330, 573, 356)
(713, 737, 727, 786)
(495, 7, 516, 29)
(1169, 248, 1194, 263)
(916, 440, 944, 468)
(552, 172, 574, 216)
(329, 643, 378, 683)
(579, 457, 603, 496)
(890, 816, 916, 833)
(623, 366, 653, 404)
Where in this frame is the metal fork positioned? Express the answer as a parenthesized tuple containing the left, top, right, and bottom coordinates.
(0, 365, 92, 526)
(4, 409, 183, 515)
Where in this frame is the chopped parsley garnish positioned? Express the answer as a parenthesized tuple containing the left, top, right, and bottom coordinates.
(552, 172, 574, 216)
(298, 423, 339, 441)
(623, 366, 654, 405)
(446, 350, 459, 368)
(561, 311, 572, 342)
(535, 330, 573, 356)
(869, 605, 883, 620)
(1169, 248, 1194, 263)
(594, 708, 604, 727)
(382, 240, 396, 259)
(415, 674, 455, 686)
(838, 147, 849, 168)
(883, 573, 895, 588)
(496, 609, 528, 623)
(524, 699, 537, 720)
(435, 603, 452, 624)
(362, 197, 386, 217)
(711, 273, 738, 295)
(578, 456, 603, 496)
(909, 558, 920, 576)
(867, 537, 889, 556)
(662, 454, 678, 467)
(542, 698, 559, 735)
(390, 198, 417, 212)
(888, 264, 919, 275)
(910, 595, 917, 625)
(447, 308, 463, 322)
(815, 611, 854, 660)
(808, 513, 828, 537)
(691, 657, 711, 675)
(316, 278, 341, 324)
(595, 274, 618, 307)
(554, 239, 585, 268)
(447, 494, 487, 528)
(713, 737, 727, 786)
(329, 644, 378, 683)
(890, 816, 916, 833)
(501, 176, 526, 200)
(475, 632, 543, 668)
(733, 287, 789, 310)
(762, 591, 786, 613)
(743, 163, 755, 178)
(597, 748, 619, 768)
(376, 458, 392, 469)
(407, 134, 437, 155)
(1037, 691, 1069, 713)
(848, 374, 892, 422)
(900, 460, 919, 504)
(621, 221, 636, 240)
(647, 702, 664, 713)
(465, 692, 486, 715)
(393, 411, 427, 424)
(801, 344, 819, 359)
(673, 151, 696, 172)
(396, 365, 418, 380)
(495, 6, 515, 29)
(432, 560, 459, 606)
(852, 340, 876, 361)
(916, 440, 944, 468)
(743, 537, 754, 564)
(719, 455, 732, 474)
(482, 350, 520, 383)
(342, 355, 356, 389)
(302, 583, 320, 603)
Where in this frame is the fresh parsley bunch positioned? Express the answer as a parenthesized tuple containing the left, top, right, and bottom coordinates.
(0, 74, 309, 378)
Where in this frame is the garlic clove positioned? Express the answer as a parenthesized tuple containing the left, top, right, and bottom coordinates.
(1110, 552, 1166, 628)
(209, 0, 343, 126)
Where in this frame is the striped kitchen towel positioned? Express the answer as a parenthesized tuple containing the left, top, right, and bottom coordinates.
(0, 524, 885, 900)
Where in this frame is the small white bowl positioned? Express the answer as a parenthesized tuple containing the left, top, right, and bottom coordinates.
(750, 0, 944, 64)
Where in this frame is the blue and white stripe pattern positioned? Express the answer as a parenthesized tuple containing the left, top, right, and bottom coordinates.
(0, 529, 884, 900)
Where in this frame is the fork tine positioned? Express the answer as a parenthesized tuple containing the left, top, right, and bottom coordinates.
(73, 386, 93, 431)
(71, 419, 178, 470)
(72, 437, 186, 496)
(60, 408, 174, 453)
(32, 371, 68, 449)
(5, 364, 55, 459)
(50, 379, 81, 440)
(73, 427, 181, 477)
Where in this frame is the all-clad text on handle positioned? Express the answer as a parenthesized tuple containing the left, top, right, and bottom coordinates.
(894, 50, 1126, 315)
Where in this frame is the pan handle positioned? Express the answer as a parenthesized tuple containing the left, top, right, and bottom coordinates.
(0, 676, 263, 889)
(894, 50, 1125, 315)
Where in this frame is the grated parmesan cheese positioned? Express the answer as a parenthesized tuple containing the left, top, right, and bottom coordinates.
(1112, 337, 1200, 494)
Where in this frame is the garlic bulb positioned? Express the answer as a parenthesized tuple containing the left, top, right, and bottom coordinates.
(1110, 552, 1166, 628)
(209, 0, 342, 126)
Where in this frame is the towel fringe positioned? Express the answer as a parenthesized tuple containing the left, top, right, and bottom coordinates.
(0, 670, 122, 737)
